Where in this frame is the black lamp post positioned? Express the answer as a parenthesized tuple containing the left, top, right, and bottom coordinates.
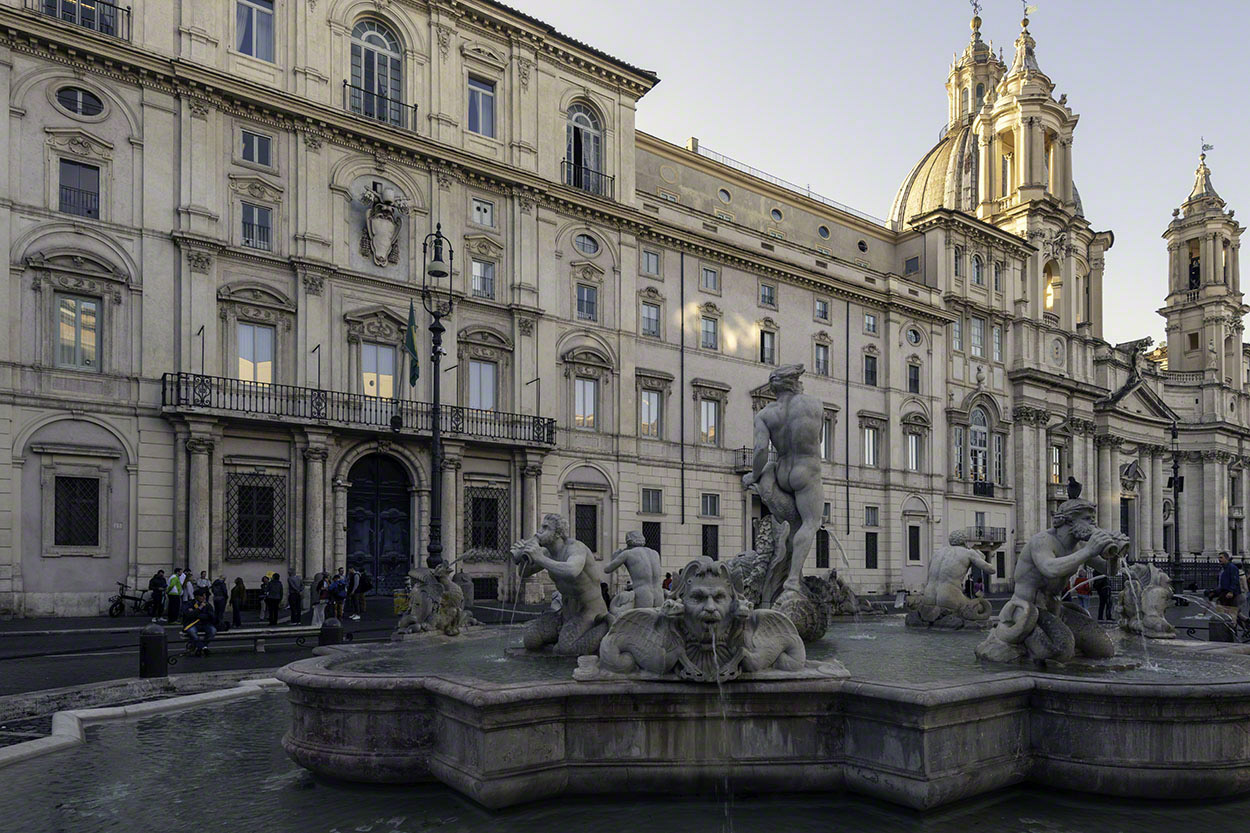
(1171, 420, 1181, 571)
(422, 223, 454, 568)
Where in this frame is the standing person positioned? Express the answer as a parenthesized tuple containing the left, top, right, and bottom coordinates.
(166, 568, 185, 622)
(229, 577, 246, 628)
(1071, 568, 1091, 611)
(196, 570, 211, 596)
(265, 571, 283, 627)
(211, 575, 228, 629)
(1093, 568, 1112, 622)
(344, 568, 360, 619)
(662, 572, 673, 592)
(1215, 552, 1240, 608)
(287, 569, 304, 625)
(353, 571, 372, 620)
(329, 571, 348, 620)
(310, 573, 328, 627)
(258, 575, 270, 623)
(148, 570, 167, 622)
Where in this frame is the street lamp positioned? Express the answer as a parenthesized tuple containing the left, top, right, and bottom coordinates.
(422, 223, 454, 568)
(1170, 420, 1181, 570)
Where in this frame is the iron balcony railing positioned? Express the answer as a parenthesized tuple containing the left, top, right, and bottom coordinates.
(242, 222, 271, 251)
(961, 526, 1007, 545)
(59, 185, 100, 218)
(30, 0, 130, 40)
(163, 372, 556, 446)
(343, 82, 418, 131)
(562, 160, 614, 199)
(972, 481, 995, 498)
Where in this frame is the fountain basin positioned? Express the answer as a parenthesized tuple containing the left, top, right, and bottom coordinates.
(278, 631, 1250, 810)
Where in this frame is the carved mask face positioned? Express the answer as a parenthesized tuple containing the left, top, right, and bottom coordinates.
(682, 574, 735, 640)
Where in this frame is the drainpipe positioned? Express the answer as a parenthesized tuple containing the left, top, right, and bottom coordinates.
(680, 252, 686, 526)
(845, 299, 851, 537)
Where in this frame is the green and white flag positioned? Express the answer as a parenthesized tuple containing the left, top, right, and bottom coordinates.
(404, 300, 420, 387)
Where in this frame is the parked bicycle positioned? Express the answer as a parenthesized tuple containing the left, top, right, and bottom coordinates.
(108, 581, 157, 618)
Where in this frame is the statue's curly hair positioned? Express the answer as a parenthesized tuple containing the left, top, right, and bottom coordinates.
(1052, 498, 1096, 529)
(542, 513, 570, 540)
(664, 557, 750, 621)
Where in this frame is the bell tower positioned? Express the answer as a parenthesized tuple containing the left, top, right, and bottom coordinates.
(1159, 150, 1246, 383)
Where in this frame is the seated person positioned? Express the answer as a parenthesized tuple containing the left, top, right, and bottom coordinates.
(183, 587, 218, 656)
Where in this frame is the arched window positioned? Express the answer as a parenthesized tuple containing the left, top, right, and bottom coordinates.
(565, 102, 604, 195)
(975, 83, 985, 109)
(970, 407, 989, 483)
(350, 21, 403, 126)
(954, 246, 964, 278)
(972, 254, 984, 286)
(961, 88, 970, 115)
(1044, 261, 1060, 311)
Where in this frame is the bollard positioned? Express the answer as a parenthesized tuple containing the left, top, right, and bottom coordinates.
(319, 617, 344, 646)
(139, 621, 168, 678)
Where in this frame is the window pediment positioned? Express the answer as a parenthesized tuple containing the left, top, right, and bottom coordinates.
(858, 409, 888, 428)
(27, 252, 129, 301)
(229, 173, 284, 203)
(461, 42, 506, 71)
(813, 331, 833, 345)
(458, 325, 513, 363)
(562, 347, 613, 379)
(464, 234, 503, 259)
(638, 285, 665, 302)
(692, 378, 730, 402)
(864, 344, 880, 356)
(699, 301, 722, 316)
(757, 316, 779, 330)
(636, 368, 673, 392)
(46, 127, 112, 161)
(344, 305, 406, 344)
(571, 260, 605, 283)
(218, 281, 294, 313)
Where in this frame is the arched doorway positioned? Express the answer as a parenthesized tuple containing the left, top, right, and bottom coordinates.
(346, 453, 410, 593)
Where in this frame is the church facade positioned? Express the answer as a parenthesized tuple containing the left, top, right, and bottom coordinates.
(0, 1, 1243, 616)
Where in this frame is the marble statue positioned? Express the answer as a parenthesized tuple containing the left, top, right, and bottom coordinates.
(396, 563, 469, 637)
(359, 187, 411, 266)
(590, 557, 807, 682)
(510, 513, 612, 656)
(906, 531, 994, 629)
(604, 531, 662, 610)
(1116, 563, 1177, 640)
(976, 497, 1127, 664)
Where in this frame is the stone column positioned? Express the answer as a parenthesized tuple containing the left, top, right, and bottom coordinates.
(522, 465, 542, 537)
(187, 437, 214, 578)
(1150, 450, 1164, 557)
(303, 446, 328, 578)
(332, 477, 349, 575)
(1012, 408, 1039, 541)
(1201, 452, 1220, 557)
(440, 454, 461, 567)
(1095, 436, 1113, 529)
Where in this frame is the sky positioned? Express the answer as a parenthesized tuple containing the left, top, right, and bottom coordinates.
(515, 0, 1250, 346)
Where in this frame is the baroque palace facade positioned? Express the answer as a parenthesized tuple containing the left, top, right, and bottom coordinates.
(0, 1, 1246, 615)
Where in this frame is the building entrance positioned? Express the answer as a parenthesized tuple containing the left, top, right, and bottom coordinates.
(346, 453, 411, 594)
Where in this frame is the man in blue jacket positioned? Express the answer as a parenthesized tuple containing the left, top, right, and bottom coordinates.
(1216, 552, 1241, 607)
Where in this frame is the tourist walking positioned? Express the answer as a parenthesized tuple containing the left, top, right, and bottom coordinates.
(1093, 569, 1113, 622)
(148, 570, 167, 622)
(166, 567, 186, 622)
(265, 571, 283, 627)
(211, 575, 228, 628)
(287, 569, 304, 625)
(229, 577, 246, 628)
(311, 573, 328, 626)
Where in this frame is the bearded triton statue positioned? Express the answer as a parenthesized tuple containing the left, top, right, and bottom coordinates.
(975, 497, 1128, 664)
(359, 187, 412, 266)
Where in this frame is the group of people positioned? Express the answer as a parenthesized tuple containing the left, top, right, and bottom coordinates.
(144, 565, 373, 656)
(1067, 567, 1115, 621)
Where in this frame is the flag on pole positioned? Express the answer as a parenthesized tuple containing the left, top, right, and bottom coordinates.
(404, 300, 420, 387)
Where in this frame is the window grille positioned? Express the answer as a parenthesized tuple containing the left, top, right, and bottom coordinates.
(54, 476, 99, 546)
(226, 472, 286, 560)
(702, 524, 719, 560)
(464, 485, 511, 558)
(642, 521, 662, 555)
(575, 504, 598, 553)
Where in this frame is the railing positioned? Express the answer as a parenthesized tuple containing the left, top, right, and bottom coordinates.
(59, 185, 99, 218)
(1162, 370, 1205, 385)
(242, 222, 271, 251)
(961, 526, 1007, 545)
(561, 160, 614, 199)
(1043, 312, 1060, 327)
(1185, 289, 1201, 303)
(343, 82, 418, 131)
(1108, 559, 1225, 594)
(163, 373, 556, 446)
(972, 481, 995, 498)
(29, 0, 130, 40)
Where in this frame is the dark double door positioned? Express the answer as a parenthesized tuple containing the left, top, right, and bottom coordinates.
(346, 454, 411, 594)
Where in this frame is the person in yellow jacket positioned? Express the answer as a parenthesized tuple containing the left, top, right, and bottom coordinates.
(165, 567, 186, 622)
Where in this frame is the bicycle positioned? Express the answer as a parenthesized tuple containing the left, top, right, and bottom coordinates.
(107, 581, 157, 618)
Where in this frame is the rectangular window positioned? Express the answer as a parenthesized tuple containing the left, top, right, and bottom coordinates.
(951, 317, 963, 352)
(639, 388, 661, 438)
(56, 294, 100, 371)
(471, 259, 496, 299)
(237, 482, 276, 550)
(954, 247, 963, 278)
(864, 354, 878, 387)
(907, 364, 920, 394)
(815, 343, 830, 376)
(236, 0, 274, 62)
(865, 505, 879, 527)
(471, 198, 494, 226)
(953, 427, 965, 479)
(574, 377, 598, 429)
(816, 530, 830, 569)
(905, 256, 920, 275)
(815, 299, 830, 321)
(760, 330, 777, 365)
(642, 521, 662, 554)
(864, 312, 878, 334)
(59, 159, 100, 218)
(863, 426, 879, 467)
(701, 316, 719, 350)
(994, 434, 1005, 484)
(576, 284, 598, 321)
(701, 493, 720, 517)
(907, 433, 922, 472)
(54, 475, 99, 547)
(699, 399, 719, 445)
(237, 321, 275, 384)
(467, 77, 496, 138)
(1050, 445, 1062, 485)
(996, 551, 1006, 579)
(702, 524, 719, 561)
(820, 416, 833, 460)
(575, 503, 598, 554)
(992, 325, 1003, 362)
(865, 531, 879, 569)
(760, 283, 776, 307)
(823, 502, 832, 523)
(361, 342, 396, 399)
(468, 359, 497, 411)
(994, 261, 1004, 292)
(642, 250, 660, 275)
(908, 524, 921, 562)
(1187, 332, 1200, 352)
(241, 130, 272, 166)
(970, 317, 985, 357)
(641, 302, 661, 338)
(701, 267, 720, 291)
(242, 202, 272, 251)
(468, 493, 502, 552)
(641, 488, 663, 515)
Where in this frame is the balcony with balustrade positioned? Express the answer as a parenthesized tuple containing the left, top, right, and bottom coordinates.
(561, 160, 614, 199)
(162, 373, 556, 449)
(960, 526, 1007, 548)
(343, 82, 418, 131)
(27, 0, 130, 40)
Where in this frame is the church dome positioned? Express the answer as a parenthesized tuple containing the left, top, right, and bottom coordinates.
(888, 123, 979, 230)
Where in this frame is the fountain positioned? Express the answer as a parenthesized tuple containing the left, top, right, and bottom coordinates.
(905, 530, 994, 629)
(1117, 563, 1177, 640)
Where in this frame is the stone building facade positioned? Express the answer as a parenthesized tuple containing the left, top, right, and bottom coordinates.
(0, 2, 1244, 615)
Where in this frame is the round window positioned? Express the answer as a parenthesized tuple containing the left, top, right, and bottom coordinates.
(718, 188, 731, 204)
(906, 328, 922, 345)
(56, 87, 103, 117)
(858, 240, 869, 253)
(818, 225, 830, 239)
(770, 208, 784, 222)
(574, 233, 599, 255)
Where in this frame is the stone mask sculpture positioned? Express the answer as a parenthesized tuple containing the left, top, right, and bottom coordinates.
(584, 556, 807, 682)
(360, 187, 411, 266)
(1116, 563, 1177, 640)
(396, 563, 469, 637)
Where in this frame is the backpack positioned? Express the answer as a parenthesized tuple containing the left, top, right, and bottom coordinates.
(359, 574, 373, 593)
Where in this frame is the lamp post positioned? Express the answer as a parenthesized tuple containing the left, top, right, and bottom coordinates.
(422, 223, 454, 569)
(1171, 420, 1181, 571)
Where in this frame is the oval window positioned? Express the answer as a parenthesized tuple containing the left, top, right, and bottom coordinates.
(718, 188, 731, 204)
(56, 87, 103, 117)
(770, 208, 784, 222)
(906, 328, 922, 345)
(858, 240, 869, 253)
(818, 225, 830, 239)
(574, 233, 600, 255)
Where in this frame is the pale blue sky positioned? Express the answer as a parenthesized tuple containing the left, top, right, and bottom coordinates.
(517, 0, 1249, 345)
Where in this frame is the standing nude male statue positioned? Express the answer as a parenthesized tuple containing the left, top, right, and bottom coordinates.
(604, 531, 663, 609)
